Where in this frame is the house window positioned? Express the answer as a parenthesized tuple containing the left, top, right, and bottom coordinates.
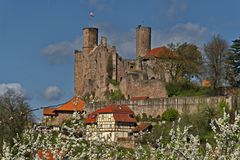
(110, 124, 112, 128)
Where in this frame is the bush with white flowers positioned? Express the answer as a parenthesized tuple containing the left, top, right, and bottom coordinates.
(0, 110, 239, 159)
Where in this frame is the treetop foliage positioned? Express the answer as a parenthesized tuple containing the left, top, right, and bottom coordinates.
(225, 37, 240, 87)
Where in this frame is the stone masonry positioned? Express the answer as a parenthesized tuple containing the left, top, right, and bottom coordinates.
(74, 25, 168, 101)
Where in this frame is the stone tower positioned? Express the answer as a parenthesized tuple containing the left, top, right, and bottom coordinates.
(74, 27, 99, 97)
(136, 25, 151, 58)
(82, 27, 98, 54)
(136, 25, 151, 70)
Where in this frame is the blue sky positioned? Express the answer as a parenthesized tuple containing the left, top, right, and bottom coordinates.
(0, 0, 240, 119)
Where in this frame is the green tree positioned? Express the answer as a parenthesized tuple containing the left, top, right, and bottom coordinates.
(161, 108, 179, 122)
(225, 37, 240, 87)
(166, 43, 203, 82)
(204, 35, 228, 95)
(176, 43, 203, 81)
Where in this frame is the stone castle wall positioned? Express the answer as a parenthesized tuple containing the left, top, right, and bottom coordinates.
(119, 76, 167, 99)
(74, 46, 112, 100)
(74, 26, 168, 101)
(85, 96, 240, 117)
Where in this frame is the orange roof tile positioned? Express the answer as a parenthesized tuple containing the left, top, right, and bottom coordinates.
(144, 46, 178, 59)
(43, 107, 56, 116)
(131, 96, 149, 101)
(54, 97, 85, 112)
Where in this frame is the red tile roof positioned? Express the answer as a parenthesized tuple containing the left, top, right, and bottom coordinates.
(131, 96, 149, 101)
(144, 46, 178, 59)
(54, 97, 85, 112)
(113, 113, 137, 123)
(43, 107, 56, 116)
(95, 105, 134, 114)
(84, 105, 136, 124)
(84, 111, 98, 124)
(132, 123, 152, 132)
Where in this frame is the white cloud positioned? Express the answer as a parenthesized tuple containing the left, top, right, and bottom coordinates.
(167, 0, 187, 19)
(41, 37, 82, 64)
(43, 86, 62, 101)
(153, 22, 209, 47)
(0, 83, 26, 97)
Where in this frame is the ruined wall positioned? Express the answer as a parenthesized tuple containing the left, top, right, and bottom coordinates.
(74, 26, 168, 101)
(74, 50, 83, 97)
(74, 46, 112, 100)
(85, 96, 239, 117)
(119, 74, 167, 99)
(141, 57, 172, 82)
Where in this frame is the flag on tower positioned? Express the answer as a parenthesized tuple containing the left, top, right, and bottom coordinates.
(89, 11, 94, 17)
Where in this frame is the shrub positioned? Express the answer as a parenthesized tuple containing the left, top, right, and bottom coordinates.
(166, 81, 213, 97)
(109, 89, 124, 101)
(108, 79, 120, 86)
(162, 108, 179, 122)
(218, 99, 229, 112)
(135, 114, 141, 121)
(141, 113, 148, 121)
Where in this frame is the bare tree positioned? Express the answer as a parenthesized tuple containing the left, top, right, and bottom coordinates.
(0, 91, 34, 151)
(204, 35, 228, 95)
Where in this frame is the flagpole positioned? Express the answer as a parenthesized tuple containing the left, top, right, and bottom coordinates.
(89, 11, 95, 27)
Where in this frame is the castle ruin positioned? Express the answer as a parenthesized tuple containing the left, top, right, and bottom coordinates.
(74, 25, 170, 101)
